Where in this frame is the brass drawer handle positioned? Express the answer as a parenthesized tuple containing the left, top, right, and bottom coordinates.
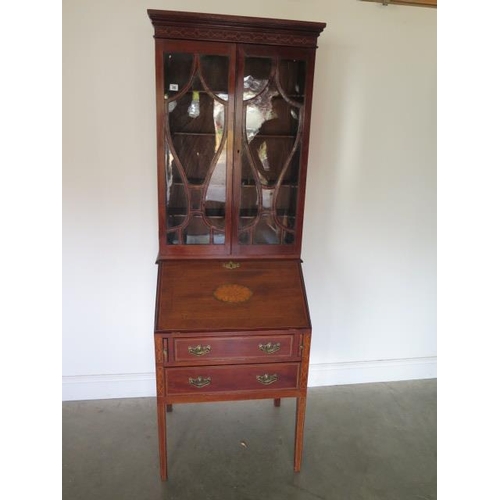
(256, 373, 279, 385)
(189, 376, 211, 388)
(188, 344, 211, 356)
(259, 342, 281, 354)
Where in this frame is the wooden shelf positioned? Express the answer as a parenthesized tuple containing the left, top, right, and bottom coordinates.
(360, 0, 436, 7)
(172, 132, 216, 136)
(241, 181, 298, 188)
(250, 134, 296, 139)
(165, 90, 228, 95)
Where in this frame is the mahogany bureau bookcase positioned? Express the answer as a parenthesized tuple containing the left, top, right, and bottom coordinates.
(147, 9, 325, 480)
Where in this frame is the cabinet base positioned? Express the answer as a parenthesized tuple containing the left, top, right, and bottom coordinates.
(156, 394, 307, 481)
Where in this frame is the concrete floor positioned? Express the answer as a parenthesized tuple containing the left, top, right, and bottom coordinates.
(62, 379, 436, 500)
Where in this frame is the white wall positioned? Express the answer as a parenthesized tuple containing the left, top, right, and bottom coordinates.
(63, 0, 436, 400)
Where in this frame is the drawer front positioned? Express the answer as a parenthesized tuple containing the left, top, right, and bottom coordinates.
(166, 363, 299, 395)
(172, 334, 297, 364)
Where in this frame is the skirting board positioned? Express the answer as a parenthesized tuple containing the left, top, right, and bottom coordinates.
(307, 356, 436, 387)
(62, 356, 436, 401)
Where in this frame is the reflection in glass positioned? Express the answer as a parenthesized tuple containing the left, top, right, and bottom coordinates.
(164, 52, 229, 245)
(262, 189, 273, 209)
(246, 94, 300, 186)
(239, 56, 306, 246)
(213, 231, 225, 245)
(248, 99, 293, 185)
(168, 84, 216, 185)
(254, 215, 280, 245)
(187, 91, 200, 118)
(243, 58, 272, 100)
(167, 231, 180, 245)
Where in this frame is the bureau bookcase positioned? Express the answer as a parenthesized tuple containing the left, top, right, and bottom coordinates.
(148, 10, 325, 480)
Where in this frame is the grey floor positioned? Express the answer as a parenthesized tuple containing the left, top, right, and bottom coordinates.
(62, 379, 436, 500)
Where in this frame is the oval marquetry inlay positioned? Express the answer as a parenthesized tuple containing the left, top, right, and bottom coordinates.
(214, 284, 253, 303)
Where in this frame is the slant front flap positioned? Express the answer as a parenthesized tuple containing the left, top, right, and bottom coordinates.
(155, 259, 310, 331)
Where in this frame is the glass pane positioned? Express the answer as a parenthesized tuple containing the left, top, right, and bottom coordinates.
(204, 139, 226, 231)
(239, 55, 305, 247)
(239, 151, 258, 230)
(254, 215, 281, 245)
(246, 96, 299, 187)
(245, 86, 278, 142)
(164, 53, 194, 98)
(165, 160, 188, 230)
(275, 147, 301, 229)
(183, 215, 210, 245)
(243, 57, 273, 100)
(213, 231, 225, 245)
(190, 188, 202, 210)
(278, 59, 306, 103)
(163, 53, 229, 246)
(171, 136, 215, 185)
(166, 230, 180, 245)
(238, 230, 250, 245)
(168, 82, 217, 185)
(204, 99, 226, 231)
(200, 55, 229, 100)
(275, 186, 298, 230)
(168, 78, 217, 132)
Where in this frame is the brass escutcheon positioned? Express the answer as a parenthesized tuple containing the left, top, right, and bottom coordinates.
(189, 376, 211, 388)
(256, 373, 279, 385)
(188, 344, 211, 356)
(258, 342, 281, 354)
(222, 261, 240, 270)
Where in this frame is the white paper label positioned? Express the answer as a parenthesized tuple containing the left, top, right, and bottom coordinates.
(169, 84, 178, 91)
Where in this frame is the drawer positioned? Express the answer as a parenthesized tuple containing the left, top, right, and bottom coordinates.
(166, 362, 299, 395)
(171, 333, 299, 365)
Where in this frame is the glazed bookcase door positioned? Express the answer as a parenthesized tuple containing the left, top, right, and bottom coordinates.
(232, 45, 316, 257)
(156, 40, 236, 258)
